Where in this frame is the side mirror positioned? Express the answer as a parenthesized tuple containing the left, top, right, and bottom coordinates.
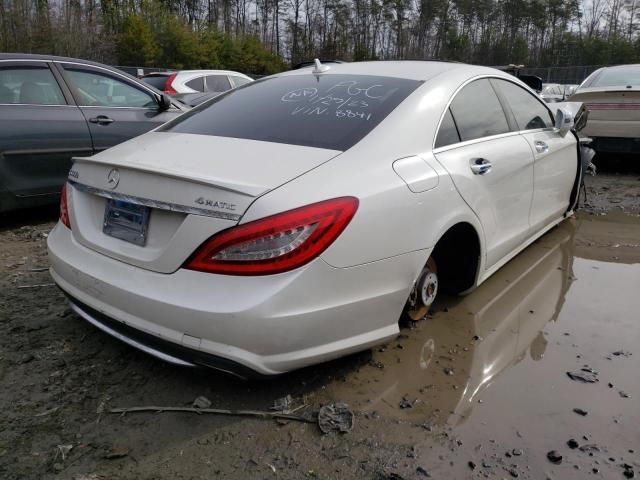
(158, 93, 172, 111)
(554, 108, 574, 137)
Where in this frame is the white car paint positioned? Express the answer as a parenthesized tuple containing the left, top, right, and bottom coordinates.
(171, 70, 253, 93)
(48, 61, 581, 376)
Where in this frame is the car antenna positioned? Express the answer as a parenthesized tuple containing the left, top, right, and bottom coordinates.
(312, 58, 330, 75)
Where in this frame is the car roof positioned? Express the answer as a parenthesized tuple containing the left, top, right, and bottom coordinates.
(176, 69, 253, 77)
(0, 52, 146, 85)
(276, 60, 504, 82)
(601, 64, 640, 70)
(0, 53, 188, 110)
(142, 69, 253, 78)
(142, 71, 173, 77)
(0, 52, 120, 69)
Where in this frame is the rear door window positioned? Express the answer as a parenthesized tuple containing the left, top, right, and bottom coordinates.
(205, 75, 231, 92)
(492, 79, 554, 130)
(449, 79, 510, 142)
(162, 74, 421, 150)
(0, 66, 66, 105)
(186, 76, 205, 92)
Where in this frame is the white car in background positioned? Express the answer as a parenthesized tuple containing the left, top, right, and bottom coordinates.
(540, 83, 566, 103)
(48, 61, 587, 377)
(570, 64, 640, 154)
(141, 70, 253, 96)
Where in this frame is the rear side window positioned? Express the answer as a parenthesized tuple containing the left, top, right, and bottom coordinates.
(435, 108, 460, 148)
(205, 75, 231, 92)
(0, 67, 66, 105)
(162, 74, 421, 150)
(142, 75, 170, 90)
(492, 79, 554, 130)
(186, 76, 205, 92)
(450, 79, 509, 141)
(230, 76, 252, 87)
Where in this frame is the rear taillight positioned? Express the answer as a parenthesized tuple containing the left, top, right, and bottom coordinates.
(60, 183, 71, 229)
(185, 197, 359, 275)
(163, 73, 177, 95)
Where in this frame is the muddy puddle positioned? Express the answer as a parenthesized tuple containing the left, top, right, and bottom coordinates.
(313, 217, 640, 478)
(1, 199, 639, 479)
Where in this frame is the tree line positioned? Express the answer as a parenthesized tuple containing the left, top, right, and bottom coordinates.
(1, 0, 639, 74)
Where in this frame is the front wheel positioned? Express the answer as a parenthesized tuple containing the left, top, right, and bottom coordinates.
(405, 256, 438, 321)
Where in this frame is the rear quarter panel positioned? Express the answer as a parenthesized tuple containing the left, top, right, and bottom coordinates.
(241, 73, 486, 270)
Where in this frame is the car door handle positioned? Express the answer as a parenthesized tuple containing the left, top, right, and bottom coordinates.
(470, 158, 492, 175)
(535, 140, 549, 153)
(89, 115, 114, 125)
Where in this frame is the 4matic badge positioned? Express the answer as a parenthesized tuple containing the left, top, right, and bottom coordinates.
(195, 197, 236, 211)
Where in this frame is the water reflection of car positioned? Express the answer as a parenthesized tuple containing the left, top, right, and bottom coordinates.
(570, 64, 640, 154)
(0, 53, 187, 213)
(326, 221, 576, 424)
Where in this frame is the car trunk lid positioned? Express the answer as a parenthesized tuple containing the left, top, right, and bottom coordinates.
(67, 132, 341, 273)
(572, 88, 640, 121)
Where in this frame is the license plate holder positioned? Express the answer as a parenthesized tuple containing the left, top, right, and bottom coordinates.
(103, 199, 150, 246)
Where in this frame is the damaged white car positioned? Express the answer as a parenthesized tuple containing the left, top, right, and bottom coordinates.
(48, 61, 592, 377)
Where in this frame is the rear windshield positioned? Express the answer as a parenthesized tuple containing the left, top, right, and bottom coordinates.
(160, 74, 422, 150)
(142, 75, 169, 90)
(587, 66, 640, 88)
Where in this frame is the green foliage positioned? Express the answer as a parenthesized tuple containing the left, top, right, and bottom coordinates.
(3, 0, 640, 74)
(113, 2, 286, 74)
(154, 16, 202, 69)
(117, 15, 158, 67)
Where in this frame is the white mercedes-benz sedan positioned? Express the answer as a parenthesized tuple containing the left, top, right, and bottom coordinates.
(48, 60, 585, 377)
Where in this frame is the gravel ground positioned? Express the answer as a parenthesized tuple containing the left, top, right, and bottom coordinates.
(1, 170, 639, 480)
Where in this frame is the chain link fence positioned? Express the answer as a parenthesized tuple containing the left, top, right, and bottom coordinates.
(114, 66, 172, 78)
(114, 63, 609, 85)
(519, 65, 606, 85)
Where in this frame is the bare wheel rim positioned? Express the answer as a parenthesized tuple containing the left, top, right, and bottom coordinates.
(407, 257, 438, 321)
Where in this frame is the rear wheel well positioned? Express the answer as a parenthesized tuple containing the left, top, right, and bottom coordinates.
(431, 223, 480, 295)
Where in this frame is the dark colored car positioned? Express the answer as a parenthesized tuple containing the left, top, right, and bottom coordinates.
(0, 53, 187, 213)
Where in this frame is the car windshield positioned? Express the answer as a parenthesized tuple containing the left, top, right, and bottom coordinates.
(591, 66, 640, 88)
(160, 74, 422, 150)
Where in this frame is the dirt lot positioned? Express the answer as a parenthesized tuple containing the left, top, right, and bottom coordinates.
(1, 169, 639, 480)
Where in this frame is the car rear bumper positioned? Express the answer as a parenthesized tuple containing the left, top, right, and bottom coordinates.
(48, 223, 424, 375)
(65, 294, 264, 378)
(583, 119, 640, 139)
(590, 137, 640, 154)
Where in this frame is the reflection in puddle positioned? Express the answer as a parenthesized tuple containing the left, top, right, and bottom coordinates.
(324, 219, 639, 433)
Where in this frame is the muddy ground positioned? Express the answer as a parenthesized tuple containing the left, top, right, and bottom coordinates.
(1, 165, 639, 480)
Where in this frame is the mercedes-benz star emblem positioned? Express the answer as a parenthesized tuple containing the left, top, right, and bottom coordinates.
(106, 168, 120, 189)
